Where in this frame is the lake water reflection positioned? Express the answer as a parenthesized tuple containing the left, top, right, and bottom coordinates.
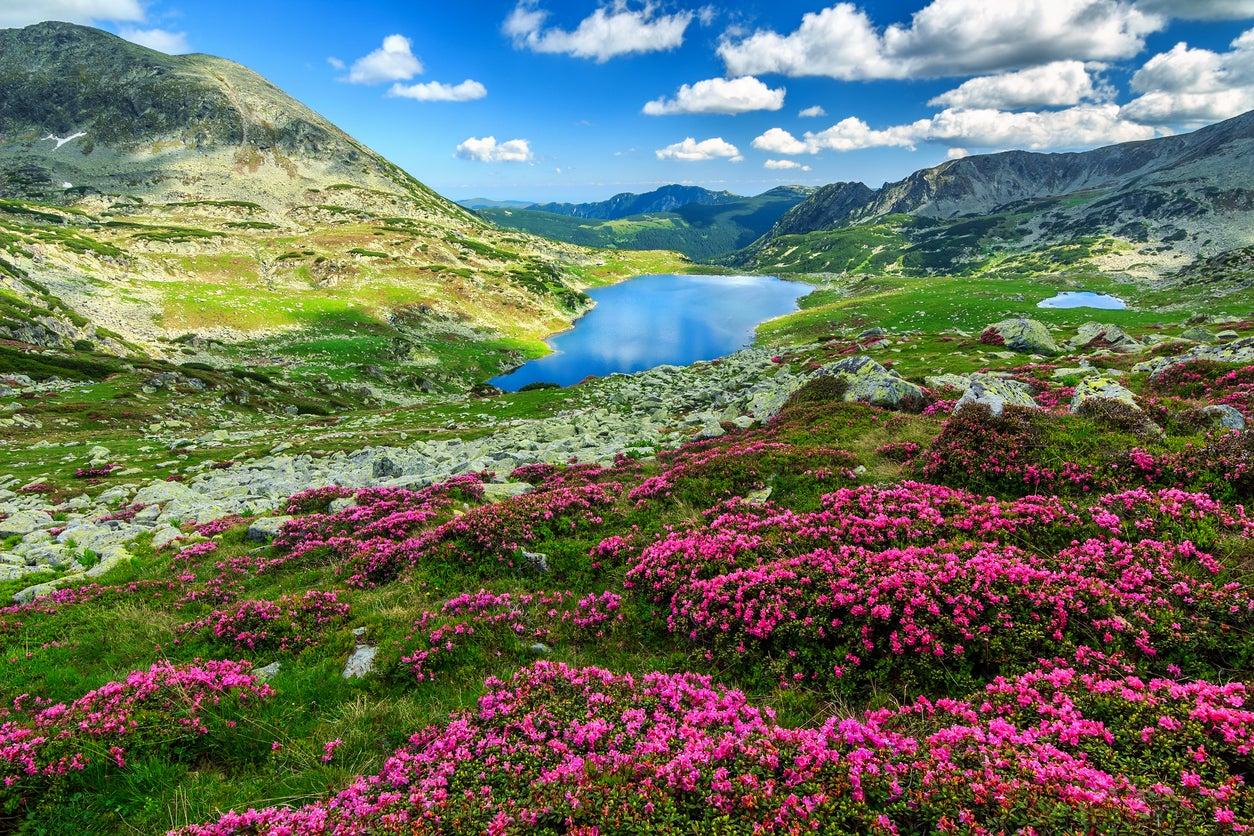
(490, 274, 810, 390)
(1037, 291, 1127, 309)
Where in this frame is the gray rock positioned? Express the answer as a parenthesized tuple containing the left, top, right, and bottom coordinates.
(1200, 405, 1247, 431)
(342, 644, 378, 679)
(247, 516, 293, 543)
(480, 482, 533, 502)
(981, 318, 1061, 355)
(954, 376, 1039, 417)
(521, 549, 549, 572)
(0, 510, 52, 538)
(1070, 377, 1142, 413)
(327, 497, 357, 514)
(1179, 325, 1217, 343)
(1069, 322, 1142, 353)
(816, 355, 924, 409)
(252, 662, 282, 681)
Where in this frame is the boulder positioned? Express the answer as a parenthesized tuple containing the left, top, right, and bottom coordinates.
(814, 356, 924, 410)
(0, 510, 52, 538)
(1200, 405, 1247, 431)
(247, 516, 293, 543)
(1179, 325, 1217, 343)
(1068, 322, 1142, 353)
(1070, 377, 1141, 414)
(481, 482, 533, 502)
(954, 375, 1039, 417)
(980, 319, 1061, 355)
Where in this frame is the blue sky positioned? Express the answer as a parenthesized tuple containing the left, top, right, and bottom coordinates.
(6, 1, 1254, 202)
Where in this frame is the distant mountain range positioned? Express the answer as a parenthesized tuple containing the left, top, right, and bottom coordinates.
(735, 109, 1254, 278)
(467, 185, 815, 261)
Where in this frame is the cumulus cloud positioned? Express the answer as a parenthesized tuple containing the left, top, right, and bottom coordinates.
(504, 0, 693, 62)
(1135, 0, 1254, 20)
(912, 103, 1159, 149)
(344, 34, 423, 85)
(799, 105, 827, 118)
(456, 136, 534, 163)
(752, 103, 1160, 156)
(928, 61, 1105, 109)
(643, 76, 785, 115)
(0, 0, 142, 27)
(719, 0, 1163, 81)
(751, 127, 811, 155)
(764, 159, 811, 170)
(655, 137, 743, 161)
(389, 79, 487, 102)
(118, 26, 190, 54)
(1120, 31, 1254, 124)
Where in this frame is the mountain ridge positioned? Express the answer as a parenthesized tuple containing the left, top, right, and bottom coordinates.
(741, 109, 1254, 277)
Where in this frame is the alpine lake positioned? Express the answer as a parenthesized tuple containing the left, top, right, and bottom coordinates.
(491, 274, 811, 390)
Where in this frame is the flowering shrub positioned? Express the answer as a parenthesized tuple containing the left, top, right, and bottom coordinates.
(623, 482, 1254, 693)
(392, 589, 625, 681)
(1148, 360, 1254, 422)
(179, 590, 350, 652)
(0, 660, 273, 809)
(175, 654, 1253, 835)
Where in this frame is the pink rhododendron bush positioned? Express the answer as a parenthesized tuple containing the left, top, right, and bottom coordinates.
(178, 652, 1252, 834)
(624, 481, 1254, 695)
(0, 661, 273, 810)
(7, 355, 1254, 833)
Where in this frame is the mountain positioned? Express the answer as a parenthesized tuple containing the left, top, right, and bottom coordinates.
(456, 197, 535, 210)
(739, 110, 1254, 279)
(479, 185, 815, 261)
(0, 22, 678, 397)
(528, 184, 746, 220)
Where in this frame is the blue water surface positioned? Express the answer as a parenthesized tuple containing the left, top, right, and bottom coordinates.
(490, 274, 810, 390)
(1037, 291, 1127, 310)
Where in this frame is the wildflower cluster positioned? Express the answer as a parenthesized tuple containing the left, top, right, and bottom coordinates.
(623, 482, 1254, 693)
(179, 590, 350, 652)
(393, 588, 624, 681)
(1, 660, 273, 807)
(176, 653, 1253, 835)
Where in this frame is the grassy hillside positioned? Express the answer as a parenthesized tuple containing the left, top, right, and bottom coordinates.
(3, 261, 1254, 833)
(479, 187, 810, 262)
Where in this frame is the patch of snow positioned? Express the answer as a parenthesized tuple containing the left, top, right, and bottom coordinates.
(61, 182, 73, 189)
(41, 132, 87, 150)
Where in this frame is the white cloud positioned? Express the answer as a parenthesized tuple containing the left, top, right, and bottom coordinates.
(928, 61, 1105, 109)
(344, 34, 423, 85)
(118, 26, 189, 54)
(751, 127, 809, 154)
(389, 79, 487, 102)
(643, 76, 785, 115)
(752, 103, 1160, 156)
(719, 0, 1163, 80)
(764, 159, 811, 170)
(0, 0, 142, 27)
(655, 137, 743, 162)
(1120, 31, 1254, 124)
(327, 56, 346, 70)
(1135, 0, 1254, 20)
(504, 0, 693, 62)
(908, 104, 1159, 150)
(804, 117, 920, 151)
(947, 147, 970, 159)
(799, 105, 827, 118)
(455, 136, 534, 163)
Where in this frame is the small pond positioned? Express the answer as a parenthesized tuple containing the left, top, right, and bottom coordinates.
(490, 274, 810, 390)
(1037, 291, 1127, 310)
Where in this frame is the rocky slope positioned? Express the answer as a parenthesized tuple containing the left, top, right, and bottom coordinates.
(743, 109, 1254, 277)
